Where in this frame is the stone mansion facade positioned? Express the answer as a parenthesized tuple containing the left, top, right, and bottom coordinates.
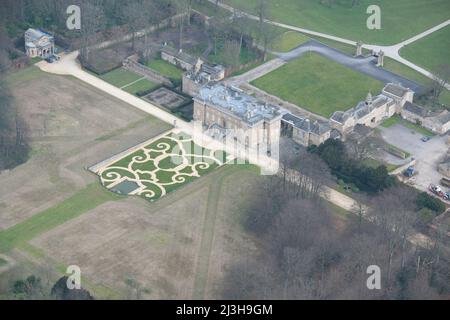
(193, 84, 282, 154)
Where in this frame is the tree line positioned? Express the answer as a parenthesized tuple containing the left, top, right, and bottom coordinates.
(222, 169, 449, 299)
(309, 139, 395, 193)
(0, 26, 30, 171)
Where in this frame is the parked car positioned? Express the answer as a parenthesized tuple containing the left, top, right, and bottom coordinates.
(421, 136, 431, 142)
(45, 55, 60, 63)
(403, 166, 416, 177)
(429, 184, 447, 199)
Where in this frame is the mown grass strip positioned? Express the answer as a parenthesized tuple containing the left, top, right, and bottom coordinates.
(0, 183, 122, 253)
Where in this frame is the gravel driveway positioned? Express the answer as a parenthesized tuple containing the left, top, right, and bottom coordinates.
(379, 124, 448, 191)
(276, 40, 424, 93)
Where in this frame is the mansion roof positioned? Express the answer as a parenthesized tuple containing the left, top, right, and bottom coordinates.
(25, 28, 54, 48)
(161, 46, 197, 66)
(437, 111, 450, 125)
(403, 102, 450, 125)
(403, 102, 429, 117)
(383, 83, 410, 98)
(185, 62, 225, 84)
(282, 113, 330, 136)
(195, 84, 282, 125)
(330, 94, 394, 125)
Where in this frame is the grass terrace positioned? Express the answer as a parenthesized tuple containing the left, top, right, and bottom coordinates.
(98, 68, 143, 88)
(146, 59, 184, 83)
(122, 78, 159, 95)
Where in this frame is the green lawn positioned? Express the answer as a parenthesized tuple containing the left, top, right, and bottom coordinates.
(400, 26, 450, 73)
(99, 68, 143, 88)
(271, 31, 310, 52)
(0, 184, 122, 253)
(251, 53, 384, 118)
(146, 59, 184, 82)
(5, 66, 44, 86)
(362, 158, 400, 172)
(243, 17, 362, 56)
(30, 57, 42, 64)
(0, 257, 6, 266)
(381, 115, 435, 136)
(383, 57, 431, 85)
(122, 78, 159, 95)
(226, 0, 450, 45)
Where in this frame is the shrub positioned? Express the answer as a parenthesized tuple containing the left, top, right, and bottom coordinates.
(416, 192, 446, 214)
(418, 208, 436, 226)
(350, 184, 360, 193)
(312, 139, 394, 193)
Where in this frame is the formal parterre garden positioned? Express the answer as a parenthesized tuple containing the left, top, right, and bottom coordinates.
(96, 132, 231, 201)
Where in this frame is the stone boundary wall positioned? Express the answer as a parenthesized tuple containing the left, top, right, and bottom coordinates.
(93, 12, 187, 51)
(87, 129, 174, 174)
(389, 159, 417, 176)
(123, 58, 173, 87)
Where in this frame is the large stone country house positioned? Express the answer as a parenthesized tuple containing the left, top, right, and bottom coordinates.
(193, 84, 282, 154)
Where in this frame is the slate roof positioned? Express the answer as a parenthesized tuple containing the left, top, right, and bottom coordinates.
(195, 84, 282, 126)
(403, 102, 429, 117)
(437, 111, 450, 124)
(161, 46, 197, 66)
(25, 28, 53, 48)
(383, 83, 410, 98)
(282, 113, 330, 135)
(330, 95, 392, 124)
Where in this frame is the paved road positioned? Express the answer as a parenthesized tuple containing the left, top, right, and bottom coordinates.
(226, 58, 286, 86)
(211, 0, 450, 90)
(275, 40, 424, 92)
